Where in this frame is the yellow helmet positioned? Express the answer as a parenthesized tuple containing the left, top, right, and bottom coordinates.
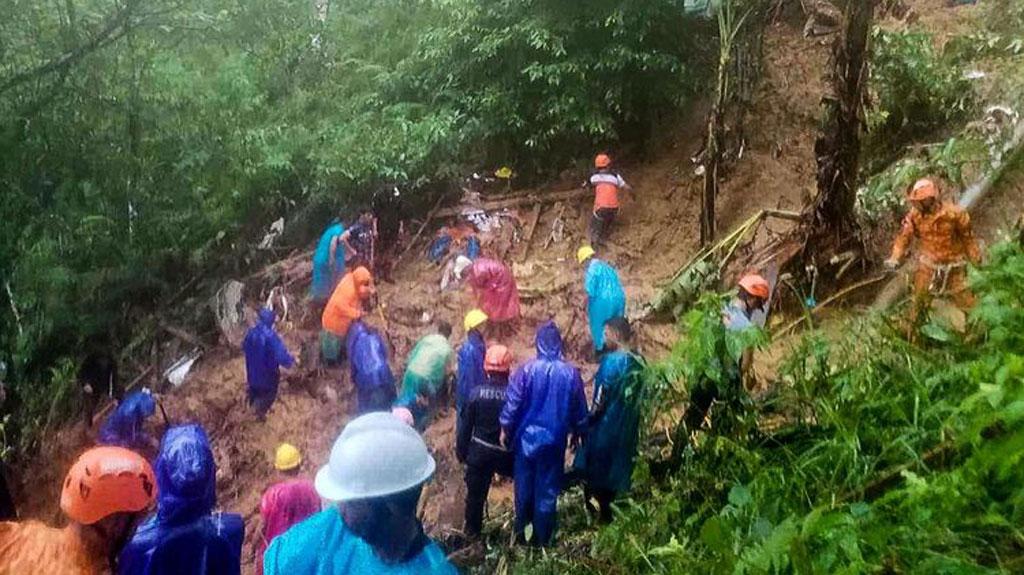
(275, 443, 302, 471)
(576, 245, 596, 264)
(464, 309, 488, 332)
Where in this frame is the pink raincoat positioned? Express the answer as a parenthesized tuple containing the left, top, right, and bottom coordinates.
(257, 480, 321, 575)
(467, 258, 521, 322)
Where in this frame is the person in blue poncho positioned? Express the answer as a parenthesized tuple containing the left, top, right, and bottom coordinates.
(500, 321, 588, 547)
(456, 309, 488, 415)
(577, 246, 626, 354)
(98, 390, 158, 454)
(263, 412, 457, 575)
(572, 317, 645, 523)
(310, 219, 347, 305)
(346, 318, 397, 414)
(243, 308, 296, 420)
(119, 424, 244, 575)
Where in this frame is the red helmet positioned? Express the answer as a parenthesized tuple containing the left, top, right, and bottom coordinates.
(594, 154, 612, 169)
(61, 447, 156, 525)
(484, 345, 513, 373)
(908, 178, 938, 201)
(738, 274, 770, 300)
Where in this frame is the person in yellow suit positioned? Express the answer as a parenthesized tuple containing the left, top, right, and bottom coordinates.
(884, 178, 981, 324)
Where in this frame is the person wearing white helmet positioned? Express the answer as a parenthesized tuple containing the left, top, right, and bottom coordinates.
(262, 413, 457, 574)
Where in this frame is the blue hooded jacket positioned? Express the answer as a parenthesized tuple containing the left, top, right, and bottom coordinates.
(346, 321, 395, 394)
(243, 309, 295, 395)
(119, 424, 244, 575)
(311, 222, 347, 301)
(585, 258, 626, 352)
(98, 391, 156, 449)
(455, 330, 487, 412)
(500, 322, 588, 459)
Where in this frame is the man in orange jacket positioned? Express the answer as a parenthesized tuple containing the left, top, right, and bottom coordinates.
(884, 178, 981, 324)
(587, 153, 632, 247)
(0, 446, 156, 575)
(320, 266, 376, 364)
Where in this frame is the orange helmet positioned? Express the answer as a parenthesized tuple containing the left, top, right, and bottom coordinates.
(484, 345, 513, 373)
(594, 154, 612, 169)
(738, 274, 770, 300)
(908, 178, 938, 201)
(61, 446, 156, 525)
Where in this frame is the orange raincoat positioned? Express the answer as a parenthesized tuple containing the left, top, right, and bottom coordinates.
(0, 521, 107, 575)
(321, 267, 375, 337)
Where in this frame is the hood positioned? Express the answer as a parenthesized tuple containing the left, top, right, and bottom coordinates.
(535, 321, 563, 360)
(155, 424, 216, 525)
(123, 391, 157, 419)
(258, 307, 276, 327)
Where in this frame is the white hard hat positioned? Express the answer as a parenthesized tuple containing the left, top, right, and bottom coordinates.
(314, 412, 436, 502)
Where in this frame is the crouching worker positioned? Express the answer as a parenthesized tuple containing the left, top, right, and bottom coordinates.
(119, 424, 244, 575)
(264, 412, 458, 574)
(396, 321, 454, 428)
(244, 308, 296, 420)
(0, 447, 156, 575)
(457, 345, 515, 538)
(573, 318, 645, 523)
(321, 267, 376, 365)
(346, 318, 397, 414)
(256, 444, 320, 575)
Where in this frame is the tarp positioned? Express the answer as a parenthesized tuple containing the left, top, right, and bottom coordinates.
(98, 391, 156, 450)
(311, 222, 346, 301)
(467, 258, 520, 322)
(584, 258, 627, 352)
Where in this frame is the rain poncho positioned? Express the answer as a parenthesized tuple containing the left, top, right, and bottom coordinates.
(572, 350, 644, 494)
(500, 322, 587, 546)
(400, 334, 453, 398)
(455, 330, 487, 412)
(98, 391, 157, 450)
(263, 509, 457, 575)
(311, 222, 346, 302)
(322, 268, 375, 337)
(346, 321, 396, 414)
(244, 309, 295, 407)
(0, 521, 107, 575)
(257, 480, 321, 575)
(584, 258, 626, 352)
(467, 258, 520, 322)
(119, 424, 244, 575)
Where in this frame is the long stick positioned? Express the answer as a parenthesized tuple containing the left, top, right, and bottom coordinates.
(397, 193, 447, 263)
(775, 274, 887, 337)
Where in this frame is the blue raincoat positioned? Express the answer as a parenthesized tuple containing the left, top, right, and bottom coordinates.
(584, 258, 626, 352)
(311, 222, 347, 302)
(455, 330, 487, 413)
(243, 309, 295, 415)
(98, 391, 156, 450)
(119, 424, 244, 575)
(346, 321, 396, 414)
(500, 322, 588, 545)
(572, 350, 644, 494)
(263, 508, 457, 575)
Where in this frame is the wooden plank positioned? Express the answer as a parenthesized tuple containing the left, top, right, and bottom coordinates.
(517, 203, 544, 262)
(434, 187, 591, 218)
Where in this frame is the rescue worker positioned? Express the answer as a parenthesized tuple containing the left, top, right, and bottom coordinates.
(587, 153, 631, 247)
(244, 308, 296, 420)
(119, 424, 245, 575)
(257, 444, 320, 575)
(0, 446, 156, 575)
(340, 208, 377, 271)
(577, 245, 627, 354)
(500, 321, 588, 546)
(572, 318, 645, 523)
(396, 321, 454, 428)
(321, 266, 376, 364)
(310, 218, 347, 305)
(466, 257, 521, 331)
(346, 318, 397, 414)
(263, 412, 458, 574)
(884, 178, 981, 324)
(79, 349, 121, 427)
(457, 344, 514, 538)
(456, 309, 488, 415)
(98, 390, 158, 455)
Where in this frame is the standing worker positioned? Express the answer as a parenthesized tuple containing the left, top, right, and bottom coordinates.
(577, 246, 627, 354)
(500, 321, 588, 546)
(78, 349, 121, 427)
(396, 321, 454, 428)
(321, 266, 376, 365)
(573, 318, 645, 523)
(263, 412, 458, 574)
(457, 345, 515, 538)
(310, 218, 347, 306)
(256, 444, 321, 575)
(340, 208, 378, 271)
(465, 257, 520, 333)
(456, 309, 489, 414)
(244, 308, 296, 421)
(119, 424, 245, 575)
(884, 178, 981, 325)
(587, 153, 631, 247)
(0, 446, 156, 575)
(346, 318, 397, 414)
